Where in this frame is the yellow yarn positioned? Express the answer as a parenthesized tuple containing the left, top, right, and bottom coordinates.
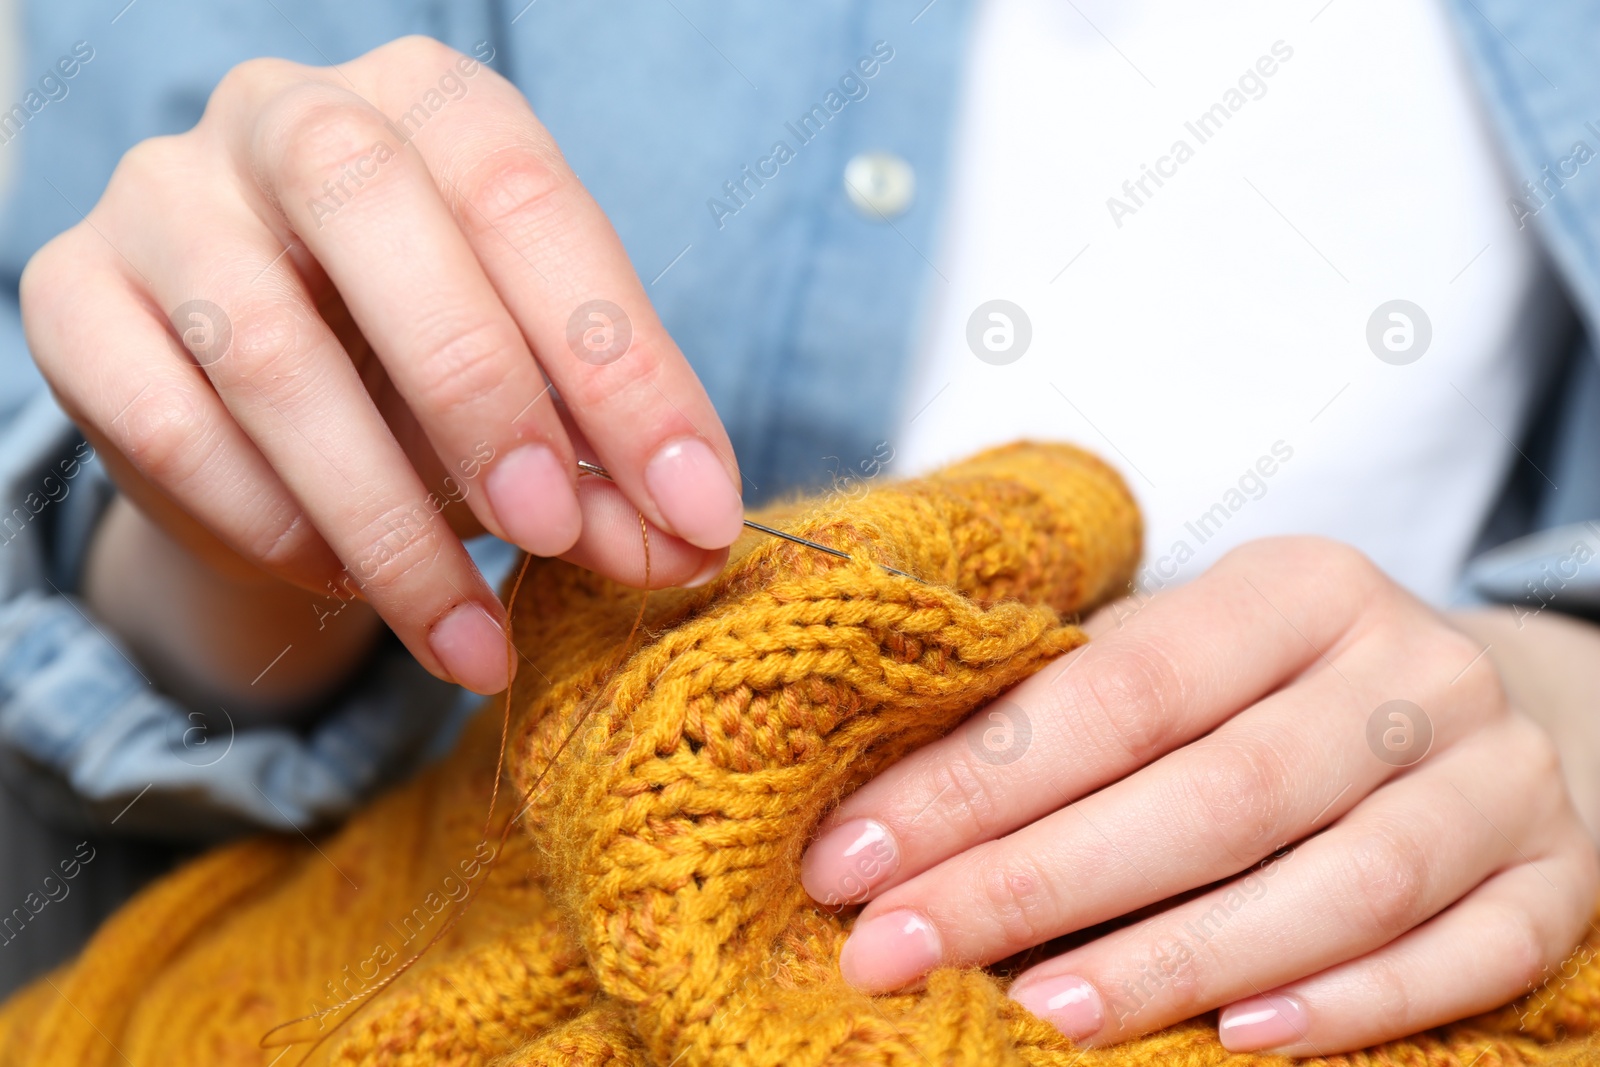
(2, 440, 1598, 1066)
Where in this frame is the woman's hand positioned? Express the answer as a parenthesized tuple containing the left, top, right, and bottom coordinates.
(800, 537, 1599, 1054)
(22, 36, 743, 697)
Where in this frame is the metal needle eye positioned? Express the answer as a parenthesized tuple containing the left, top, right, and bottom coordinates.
(575, 459, 922, 582)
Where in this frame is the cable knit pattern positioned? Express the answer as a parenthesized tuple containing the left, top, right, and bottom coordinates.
(1, 441, 1597, 1066)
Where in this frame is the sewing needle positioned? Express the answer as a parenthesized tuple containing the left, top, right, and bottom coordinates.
(575, 460, 922, 582)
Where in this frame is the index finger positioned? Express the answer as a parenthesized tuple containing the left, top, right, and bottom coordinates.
(801, 537, 1383, 907)
(352, 38, 746, 551)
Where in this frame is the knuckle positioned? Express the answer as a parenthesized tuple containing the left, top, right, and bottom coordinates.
(1215, 534, 1302, 574)
(110, 134, 189, 190)
(100, 139, 198, 224)
(1099, 922, 1209, 1027)
(1140, 932, 1207, 1019)
(411, 315, 523, 416)
(1362, 953, 1415, 1033)
(223, 302, 304, 379)
(344, 501, 444, 598)
(1487, 901, 1550, 994)
(375, 34, 460, 70)
(214, 56, 300, 101)
(1578, 834, 1600, 900)
(264, 95, 391, 197)
(1227, 535, 1381, 594)
(249, 508, 323, 573)
(1437, 627, 1507, 714)
(1307, 536, 1382, 590)
(457, 144, 571, 233)
(1074, 641, 1187, 767)
(1427, 620, 1484, 662)
(117, 383, 212, 487)
(19, 232, 79, 334)
(1502, 718, 1567, 825)
(1177, 735, 1292, 861)
(921, 756, 1005, 842)
(1344, 824, 1431, 937)
(1295, 535, 1376, 575)
(974, 846, 1060, 952)
(1428, 623, 1483, 671)
(557, 329, 669, 408)
(1510, 716, 1563, 785)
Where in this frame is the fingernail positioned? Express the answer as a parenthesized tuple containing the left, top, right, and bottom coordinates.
(1218, 994, 1309, 1052)
(801, 819, 900, 906)
(839, 909, 941, 992)
(644, 436, 743, 550)
(682, 549, 728, 589)
(428, 602, 511, 695)
(1011, 975, 1104, 1042)
(484, 444, 581, 557)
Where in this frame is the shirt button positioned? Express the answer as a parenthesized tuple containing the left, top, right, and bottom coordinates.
(843, 152, 915, 219)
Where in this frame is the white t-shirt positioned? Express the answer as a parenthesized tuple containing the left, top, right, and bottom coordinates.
(895, 0, 1566, 605)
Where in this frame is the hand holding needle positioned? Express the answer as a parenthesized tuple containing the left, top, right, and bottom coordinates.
(575, 460, 922, 582)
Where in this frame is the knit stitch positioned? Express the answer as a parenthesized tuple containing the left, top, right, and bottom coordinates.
(1, 441, 1596, 1066)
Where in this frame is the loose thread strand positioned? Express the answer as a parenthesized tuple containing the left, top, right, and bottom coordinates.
(484, 552, 534, 843)
(261, 516, 653, 1062)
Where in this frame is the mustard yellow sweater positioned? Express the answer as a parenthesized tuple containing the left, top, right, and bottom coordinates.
(1, 442, 1596, 1066)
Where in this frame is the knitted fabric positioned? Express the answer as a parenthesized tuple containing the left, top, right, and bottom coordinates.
(2, 441, 1598, 1066)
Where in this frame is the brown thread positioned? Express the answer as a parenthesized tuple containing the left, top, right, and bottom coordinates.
(261, 512, 653, 1062)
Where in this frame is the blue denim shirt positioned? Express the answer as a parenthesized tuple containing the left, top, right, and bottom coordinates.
(0, 0, 1595, 836)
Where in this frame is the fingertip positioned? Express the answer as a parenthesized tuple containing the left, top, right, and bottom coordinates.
(563, 477, 716, 588)
(484, 443, 582, 557)
(1010, 974, 1105, 1043)
(839, 909, 941, 993)
(801, 818, 899, 905)
(644, 436, 743, 550)
(427, 601, 512, 694)
(1217, 994, 1309, 1052)
(682, 547, 728, 588)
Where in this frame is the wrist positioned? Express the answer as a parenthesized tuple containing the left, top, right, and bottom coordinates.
(1448, 605, 1600, 839)
(83, 495, 383, 717)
